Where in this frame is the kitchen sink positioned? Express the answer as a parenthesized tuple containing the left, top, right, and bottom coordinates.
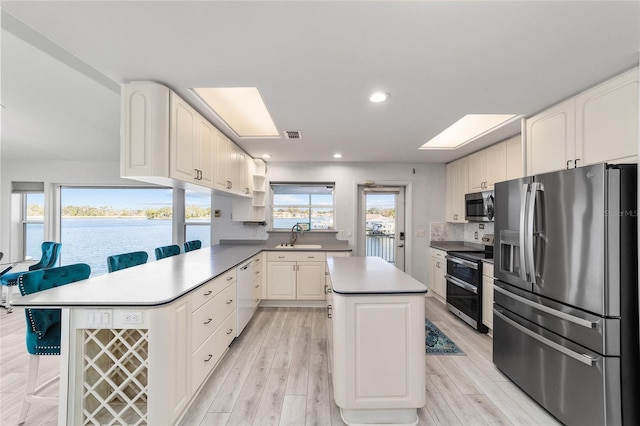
(274, 244, 322, 249)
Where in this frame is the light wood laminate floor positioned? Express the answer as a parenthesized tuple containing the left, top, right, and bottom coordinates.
(0, 298, 560, 425)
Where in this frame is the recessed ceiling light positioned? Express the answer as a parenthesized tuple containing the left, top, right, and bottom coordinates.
(192, 87, 279, 138)
(262, 154, 272, 159)
(420, 114, 519, 150)
(333, 153, 343, 159)
(369, 92, 390, 103)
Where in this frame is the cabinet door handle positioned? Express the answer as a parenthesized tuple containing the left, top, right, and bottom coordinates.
(204, 354, 213, 362)
(327, 304, 333, 319)
(226, 299, 233, 304)
(226, 329, 233, 335)
(204, 290, 213, 296)
(204, 318, 213, 325)
(255, 284, 260, 288)
(255, 271, 260, 275)
(566, 159, 573, 169)
(574, 158, 580, 167)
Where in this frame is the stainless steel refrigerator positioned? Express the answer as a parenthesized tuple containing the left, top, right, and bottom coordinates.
(493, 163, 638, 426)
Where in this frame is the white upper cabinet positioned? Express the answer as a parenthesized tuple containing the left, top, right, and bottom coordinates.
(213, 131, 251, 197)
(505, 134, 523, 180)
(123, 81, 253, 195)
(468, 141, 508, 191)
(526, 68, 638, 175)
(121, 82, 170, 179)
(526, 98, 576, 175)
(575, 68, 638, 166)
(467, 150, 486, 192)
(445, 157, 468, 223)
(484, 141, 507, 188)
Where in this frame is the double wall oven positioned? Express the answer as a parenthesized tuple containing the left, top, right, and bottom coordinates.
(445, 239, 492, 333)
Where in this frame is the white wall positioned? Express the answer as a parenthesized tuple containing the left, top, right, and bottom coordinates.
(212, 162, 446, 285)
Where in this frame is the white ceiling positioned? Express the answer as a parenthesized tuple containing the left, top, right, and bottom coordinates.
(1, 1, 639, 164)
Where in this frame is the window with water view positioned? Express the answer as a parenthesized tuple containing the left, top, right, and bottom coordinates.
(271, 183, 334, 230)
(59, 187, 175, 276)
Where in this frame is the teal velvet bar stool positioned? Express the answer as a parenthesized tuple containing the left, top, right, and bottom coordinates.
(1, 241, 62, 312)
(17, 263, 91, 424)
(183, 240, 202, 253)
(107, 251, 149, 273)
(154, 244, 181, 260)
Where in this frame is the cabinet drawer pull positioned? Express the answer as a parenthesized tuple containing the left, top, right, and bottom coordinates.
(204, 318, 213, 325)
(226, 299, 233, 304)
(327, 304, 333, 319)
(204, 290, 213, 296)
(307, 256, 315, 259)
(255, 284, 260, 288)
(255, 271, 260, 274)
(204, 354, 213, 362)
(226, 329, 233, 335)
(226, 276, 233, 281)
(278, 256, 285, 259)
(255, 299, 259, 303)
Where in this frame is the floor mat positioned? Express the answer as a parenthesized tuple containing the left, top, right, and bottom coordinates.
(425, 318, 465, 355)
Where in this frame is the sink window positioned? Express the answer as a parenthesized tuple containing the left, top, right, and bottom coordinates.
(270, 183, 334, 231)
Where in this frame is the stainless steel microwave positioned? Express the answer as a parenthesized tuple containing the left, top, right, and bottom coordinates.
(465, 191, 494, 222)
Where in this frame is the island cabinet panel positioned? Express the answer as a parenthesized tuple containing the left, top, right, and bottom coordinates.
(328, 256, 426, 425)
(332, 294, 425, 411)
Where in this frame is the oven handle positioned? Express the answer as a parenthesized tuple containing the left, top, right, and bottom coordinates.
(445, 274, 478, 294)
(445, 255, 478, 270)
(493, 309, 598, 366)
(494, 286, 597, 329)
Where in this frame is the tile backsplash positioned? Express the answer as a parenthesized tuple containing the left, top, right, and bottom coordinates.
(430, 222, 463, 241)
(430, 222, 494, 243)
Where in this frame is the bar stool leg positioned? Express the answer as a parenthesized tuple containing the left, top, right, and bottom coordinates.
(18, 355, 39, 424)
(5, 284, 14, 313)
(18, 355, 59, 425)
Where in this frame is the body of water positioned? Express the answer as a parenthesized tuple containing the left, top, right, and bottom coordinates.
(27, 218, 211, 277)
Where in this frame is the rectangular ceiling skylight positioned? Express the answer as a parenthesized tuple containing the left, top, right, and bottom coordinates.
(420, 114, 518, 150)
(192, 87, 279, 138)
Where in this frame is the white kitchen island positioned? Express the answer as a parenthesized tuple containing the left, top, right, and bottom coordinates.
(327, 256, 427, 426)
(11, 245, 264, 426)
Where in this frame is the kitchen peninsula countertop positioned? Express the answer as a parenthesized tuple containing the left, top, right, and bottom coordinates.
(12, 243, 351, 308)
(327, 256, 427, 295)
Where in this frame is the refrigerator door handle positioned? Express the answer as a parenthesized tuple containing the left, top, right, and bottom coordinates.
(519, 183, 530, 282)
(493, 310, 598, 366)
(526, 182, 543, 282)
(494, 285, 598, 329)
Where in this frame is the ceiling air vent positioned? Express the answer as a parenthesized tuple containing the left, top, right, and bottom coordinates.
(284, 130, 302, 140)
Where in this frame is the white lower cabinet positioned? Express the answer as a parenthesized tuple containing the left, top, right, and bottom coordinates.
(332, 292, 425, 424)
(266, 251, 327, 300)
(429, 248, 447, 302)
(190, 271, 237, 395)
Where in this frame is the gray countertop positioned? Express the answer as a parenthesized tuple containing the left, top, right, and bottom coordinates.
(429, 241, 486, 252)
(12, 243, 351, 308)
(327, 257, 427, 295)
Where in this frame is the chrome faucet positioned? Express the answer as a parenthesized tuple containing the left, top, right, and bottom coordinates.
(289, 223, 304, 246)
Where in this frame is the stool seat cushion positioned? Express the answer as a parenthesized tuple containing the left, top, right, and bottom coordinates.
(0, 271, 21, 286)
